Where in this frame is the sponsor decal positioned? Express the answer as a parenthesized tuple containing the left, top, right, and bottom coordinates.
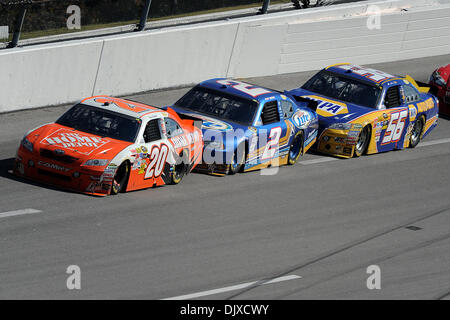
(169, 131, 200, 149)
(408, 104, 417, 121)
(202, 119, 233, 131)
(292, 110, 311, 128)
(38, 161, 70, 172)
(416, 98, 435, 113)
(302, 95, 348, 117)
(42, 130, 107, 155)
(93, 97, 150, 113)
(305, 129, 318, 146)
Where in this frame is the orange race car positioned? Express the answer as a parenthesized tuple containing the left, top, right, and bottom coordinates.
(13, 96, 203, 196)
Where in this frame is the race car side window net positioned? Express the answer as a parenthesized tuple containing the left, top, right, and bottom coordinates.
(384, 86, 401, 108)
(280, 100, 295, 119)
(144, 119, 162, 143)
(164, 118, 184, 138)
(261, 101, 280, 125)
(402, 84, 421, 103)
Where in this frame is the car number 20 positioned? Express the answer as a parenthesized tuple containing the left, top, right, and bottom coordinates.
(145, 144, 169, 179)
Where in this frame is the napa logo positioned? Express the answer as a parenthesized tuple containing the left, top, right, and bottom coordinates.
(304, 95, 349, 117)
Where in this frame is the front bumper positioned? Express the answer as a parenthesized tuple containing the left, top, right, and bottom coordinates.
(13, 148, 112, 196)
(193, 162, 229, 176)
(316, 129, 356, 158)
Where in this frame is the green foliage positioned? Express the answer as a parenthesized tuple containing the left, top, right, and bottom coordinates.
(1, 0, 264, 32)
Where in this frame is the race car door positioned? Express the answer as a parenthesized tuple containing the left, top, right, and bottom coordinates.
(379, 85, 410, 152)
(128, 117, 174, 189)
(253, 99, 288, 168)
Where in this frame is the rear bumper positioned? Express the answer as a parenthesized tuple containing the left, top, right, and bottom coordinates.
(14, 149, 111, 196)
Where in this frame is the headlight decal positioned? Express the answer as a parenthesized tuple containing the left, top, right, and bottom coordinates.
(83, 159, 110, 166)
(21, 137, 34, 152)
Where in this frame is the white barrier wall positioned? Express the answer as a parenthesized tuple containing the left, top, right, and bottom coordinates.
(0, 40, 103, 111)
(1, 0, 450, 113)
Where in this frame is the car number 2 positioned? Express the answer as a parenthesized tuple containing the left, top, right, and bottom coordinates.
(382, 110, 408, 145)
(262, 127, 282, 160)
(145, 144, 169, 179)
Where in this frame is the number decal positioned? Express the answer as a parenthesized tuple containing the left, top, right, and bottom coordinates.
(262, 127, 282, 160)
(336, 65, 394, 83)
(382, 110, 408, 145)
(144, 144, 169, 179)
(216, 80, 271, 97)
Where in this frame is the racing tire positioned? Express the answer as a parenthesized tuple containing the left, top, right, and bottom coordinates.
(288, 131, 304, 165)
(354, 126, 370, 157)
(409, 116, 425, 148)
(170, 152, 188, 185)
(111, 162, 130, 195)
(228, 145, 246, 175)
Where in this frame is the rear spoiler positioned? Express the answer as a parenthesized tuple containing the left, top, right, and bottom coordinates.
(166, 107, 203, 130)
(286, 93, 319, 111)
(405, 75, 430, 93)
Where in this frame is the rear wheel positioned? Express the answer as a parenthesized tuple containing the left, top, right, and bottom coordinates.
(288, 131, 304, 165)
(111, 162, 129, 195)
(409, 116, 424, 148)
(354, 126, 370, 157)
(170, 152, 187, 185)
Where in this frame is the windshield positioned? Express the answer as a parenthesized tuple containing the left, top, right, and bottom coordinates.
(174, 86, 259, 126)
(56, 104, 141, 143)
(302, 70, 382, 109)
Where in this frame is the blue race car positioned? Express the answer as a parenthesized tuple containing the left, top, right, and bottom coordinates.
(285, 63, 439, 158)
(169, 79, 318, 175)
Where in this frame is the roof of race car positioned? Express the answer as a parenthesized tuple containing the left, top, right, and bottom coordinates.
(325, 63, 401, 85)
(80, 96, 163, 119)
(197, 78, 281, 102)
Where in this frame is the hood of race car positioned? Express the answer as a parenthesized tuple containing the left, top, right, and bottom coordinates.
(26, 123, 132, 165)
(286, 88, 376, 126)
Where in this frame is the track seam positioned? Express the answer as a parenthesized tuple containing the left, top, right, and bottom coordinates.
(226, 206, 450, 300)
(275, 232, 450, 299)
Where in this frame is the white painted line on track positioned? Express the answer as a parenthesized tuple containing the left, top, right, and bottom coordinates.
(162, 274, 301, 300)
(417, 138, 450, 147)
(300, 158, 337, 165)
(299, 138, 450, 165)
(0, 208, 42, 219)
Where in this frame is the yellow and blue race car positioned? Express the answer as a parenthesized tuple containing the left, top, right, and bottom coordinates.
(286, 63, 439, 158)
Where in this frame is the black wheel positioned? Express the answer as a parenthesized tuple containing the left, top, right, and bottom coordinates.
(288, 131, 304, 165)
(409, 116, 424, 148)
(228, 145, 245, 175)
(354, 126, 370, 157)
(170, 152, 188, 185)
(111, 162, 129, 195)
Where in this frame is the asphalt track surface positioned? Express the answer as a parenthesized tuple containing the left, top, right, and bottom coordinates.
(0, 55, 449, 300)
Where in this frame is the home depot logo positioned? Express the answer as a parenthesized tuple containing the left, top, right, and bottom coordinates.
(42, 131, 107, 155)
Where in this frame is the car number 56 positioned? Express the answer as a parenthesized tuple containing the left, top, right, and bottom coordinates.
(382, 110, 408, 144)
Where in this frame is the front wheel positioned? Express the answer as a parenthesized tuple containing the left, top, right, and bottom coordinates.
(288, 131, 304, 165)
(409, 116, 424, 148)
(354, 126, 370, 157)
(228, 145, 245, 175)
(111, 162, 130, 195)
